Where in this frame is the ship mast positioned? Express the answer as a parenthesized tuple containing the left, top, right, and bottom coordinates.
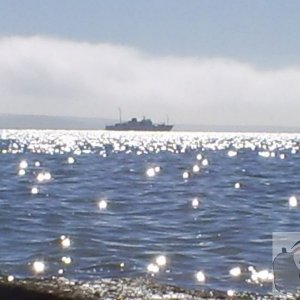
(118, 107, 122, 123)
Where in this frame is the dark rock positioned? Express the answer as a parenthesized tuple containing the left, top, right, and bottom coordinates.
(0, 276, 279, 300)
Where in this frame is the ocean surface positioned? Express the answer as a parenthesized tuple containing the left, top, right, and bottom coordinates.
(0, 129, 299, 295)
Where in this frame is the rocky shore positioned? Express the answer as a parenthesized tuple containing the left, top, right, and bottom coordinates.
(0, 276, 278, 300)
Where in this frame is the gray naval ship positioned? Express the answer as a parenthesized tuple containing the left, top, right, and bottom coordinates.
(105, 117, 173, 131)
(105, 108, 173, 131)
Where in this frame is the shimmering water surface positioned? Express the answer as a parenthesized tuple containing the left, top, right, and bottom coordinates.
(0, 129, 299, 295)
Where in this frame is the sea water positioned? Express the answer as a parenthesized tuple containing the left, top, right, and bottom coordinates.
(0, 129, 299, 295)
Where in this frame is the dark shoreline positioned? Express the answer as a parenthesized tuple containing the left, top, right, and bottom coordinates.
(0, 276, 278, 300)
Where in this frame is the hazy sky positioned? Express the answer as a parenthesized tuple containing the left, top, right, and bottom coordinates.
(0, 1, 300, 127)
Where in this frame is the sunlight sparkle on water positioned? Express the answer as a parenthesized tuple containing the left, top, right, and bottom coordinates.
(61, 256, 72, 264)
(257, 270, 273, 282)
(292, 148, 297, 154)
(61, 236, 71, 248)
(146, 168, 156, 177)
(192, 198, 199, 208)
(7, 275, 14, 282)
(258, 151, 270, 158)
(147, 263, 159, 274)
(31, 187, 39, 195)
(18, 169, 26, 176)
(32, 261, 45, 274)
(44, 172, 51, 180)
(202, 159, 209, 166)
(19, 160, 28, 169)
(248, 266, 273, 284)
(196, 154, 202, 160)
(98, 199, 108, 210)
(196, 271, 206, 282)
(36, 172, 48, 182)
(192, 164, 200, 173)
(229, 266, 241, 277)
(227, 290, 235, 297)
(228, 150, 237, 157)
(3, 130, 300, 291)
(234, 182, 241, 189)
(155, 255, 167, 267)
(248, 266, 255, 272)
(67, 157, 75, 164)
(182, 171, 189, 179)
(154, 166, 160, 173)
(289, 195, 298, 207)
(37, 173, 43, 182)
(279, 153, 285, 159)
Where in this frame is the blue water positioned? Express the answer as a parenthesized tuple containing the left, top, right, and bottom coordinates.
(0, 129, 299, 294)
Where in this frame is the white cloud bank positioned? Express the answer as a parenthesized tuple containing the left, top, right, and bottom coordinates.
(0, 36, 300, 127)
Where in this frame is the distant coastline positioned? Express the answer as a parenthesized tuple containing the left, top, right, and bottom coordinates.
(0, 114, 299, 133)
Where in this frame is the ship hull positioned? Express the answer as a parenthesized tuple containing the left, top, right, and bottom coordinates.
(105, 125, 173, 131)
(105, 117, 173, 131)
